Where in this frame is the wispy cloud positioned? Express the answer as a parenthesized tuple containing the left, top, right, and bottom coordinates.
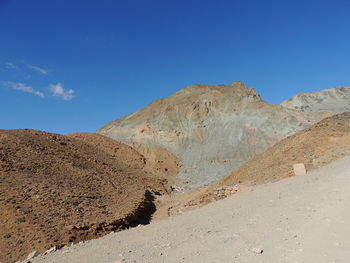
(4, 62, 18, 69)
(3, 82, 44, 97)
(29, 65, 48, 75)
(49, 83, 74, 100)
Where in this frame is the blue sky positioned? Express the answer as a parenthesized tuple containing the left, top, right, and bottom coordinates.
(1, 0, 350, 134)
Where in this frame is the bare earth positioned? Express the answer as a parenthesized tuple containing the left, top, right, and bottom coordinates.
(32, 155, 350, 263)
(0, 130, 171, 263)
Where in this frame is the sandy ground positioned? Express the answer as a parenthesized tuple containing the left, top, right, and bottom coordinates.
(31, 155, 350, 263)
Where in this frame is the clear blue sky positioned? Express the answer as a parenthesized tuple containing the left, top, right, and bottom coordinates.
(1, 0, 350, 134)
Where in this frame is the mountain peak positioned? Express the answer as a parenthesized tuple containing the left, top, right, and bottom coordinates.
(229, 81, 246, 88)
(177, 81, 262, 103)
(281, 86, 350, 112)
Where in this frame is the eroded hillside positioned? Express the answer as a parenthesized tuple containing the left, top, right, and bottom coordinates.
(170, 112, 350, 211)
(219, 112, 350, 186)
(99, 82, 348, 187)
(0, 130, 171, 263)
(281, 86, 350, 112)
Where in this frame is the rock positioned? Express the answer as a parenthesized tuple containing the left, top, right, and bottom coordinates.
(44, 246, 56, 254)
(213, 185, 240, 200)
(251, 247, 264, 254)
(293, 163, 314, 176)
(27, 250, 39, 260)
(293, 163, 307, 176)
(281, 86, 350, 112)
(65, 225, 75, 231)
(305, 163, 315, 171)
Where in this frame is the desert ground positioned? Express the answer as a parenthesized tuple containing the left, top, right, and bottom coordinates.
(30, 155, 350, 263)
(0, 131, 173, 263)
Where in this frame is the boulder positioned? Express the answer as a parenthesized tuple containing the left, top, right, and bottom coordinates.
(26, 250, 39, 260)
(293, 163, 314, 176)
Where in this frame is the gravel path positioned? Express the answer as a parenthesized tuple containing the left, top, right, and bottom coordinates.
(32, 155, 350, 263)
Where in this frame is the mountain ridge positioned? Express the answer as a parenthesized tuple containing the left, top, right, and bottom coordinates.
(281, 86, 350, 112)
(99, 81, 348, 187)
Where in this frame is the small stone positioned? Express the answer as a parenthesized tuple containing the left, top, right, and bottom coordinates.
(251, 247, 263, 254)
(44, 246, 56, 254)
(293, 163, 307, 176)
(27, 250, 39, 260)
(65, 225, 75, 231)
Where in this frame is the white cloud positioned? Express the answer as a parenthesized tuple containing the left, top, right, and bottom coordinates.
(4, 82, 44, 97)
(29, 65, 48, 75)
(4, 62, 18, 69)
(49, 83, 74, 100)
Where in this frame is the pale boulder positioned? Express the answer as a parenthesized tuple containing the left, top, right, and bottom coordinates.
(293, 163, 314, 176)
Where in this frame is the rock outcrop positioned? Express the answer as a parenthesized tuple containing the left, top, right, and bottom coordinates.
(281, 86, 350, 112)
(99, 81, 349, 187)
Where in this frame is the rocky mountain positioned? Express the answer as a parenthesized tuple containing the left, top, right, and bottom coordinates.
(99, 81, 349, 187)
(149, 112, 350, 218)
(281, 86, 350, 112)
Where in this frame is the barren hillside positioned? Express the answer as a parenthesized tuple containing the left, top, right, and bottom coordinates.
(0, 130, 169, 263)
(68, 133, 181, 179)
(170, 112, 350, 211)
(99, 82, 348, 187)
(281, 86, 350, 112)
(219, 112, 350, 186)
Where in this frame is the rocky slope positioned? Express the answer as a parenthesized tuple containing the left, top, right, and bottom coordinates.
(218, 112, 350, 186)
(0, 130, 172, 263)
(170, 112, 350, 212)
(68, 133, 181, 180)
(281, 86, 350, 112)
(99, 81, 348, 187)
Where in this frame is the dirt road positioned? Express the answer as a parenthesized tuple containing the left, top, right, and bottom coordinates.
(31, 155, 350, 263)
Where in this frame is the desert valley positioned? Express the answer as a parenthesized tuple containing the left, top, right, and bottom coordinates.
(1, 82, 350, 263)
